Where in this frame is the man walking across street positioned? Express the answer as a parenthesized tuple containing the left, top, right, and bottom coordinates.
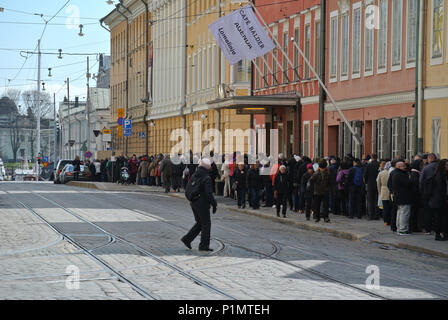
(181, 159, 217, 252)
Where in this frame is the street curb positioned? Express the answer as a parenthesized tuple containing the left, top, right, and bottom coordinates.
(168, 193, 368, 241)
(371, 240, 448, 259)
(67, 181, 99, 190)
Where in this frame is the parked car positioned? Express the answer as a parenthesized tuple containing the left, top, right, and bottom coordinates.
(60, 164, 92, 184)
(54, 160, 74, 184)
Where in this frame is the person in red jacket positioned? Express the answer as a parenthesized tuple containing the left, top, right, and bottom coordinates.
(127, 154, 139, 184)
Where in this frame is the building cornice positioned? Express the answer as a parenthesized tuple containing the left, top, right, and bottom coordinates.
(324, 91, 415, 111)
(424, 86, 448, 101)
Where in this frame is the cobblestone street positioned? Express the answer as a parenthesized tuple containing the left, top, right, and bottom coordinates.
(1, 182, 447, 300)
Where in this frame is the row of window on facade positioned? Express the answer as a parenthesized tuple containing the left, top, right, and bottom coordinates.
(329, 0, 419, 82)
(254, 18, 321, 90)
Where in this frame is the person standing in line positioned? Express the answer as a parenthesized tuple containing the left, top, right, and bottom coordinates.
(273, 165, 289, 218)
(127, 154, 139, 184)
(391, 161, 413, 235)
(247, 163, 262, 209)
(377, 160, 392, 226)
(138, 156, 149, 186)
(409, 159, 423, 232)
(364, 154, 380, 220)
(160, 154, 173, 193)
(88, 160, 96, 182)
(419, 153, 439, 234)
(328, 157, 340, 215)
(388, 159, 403, 232)
(301, 164, 315, 221)
(428, 159, 448, 241)
(347, 158, 364, 219)
(336, 160, 351, 217)
(234, 163, 247, 209)
(309, 160, 331, 223)
(181, 159, 217, 251)
(221, 155, 231, 198)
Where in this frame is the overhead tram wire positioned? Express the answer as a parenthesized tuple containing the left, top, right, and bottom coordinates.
(1, 7, 102, 20)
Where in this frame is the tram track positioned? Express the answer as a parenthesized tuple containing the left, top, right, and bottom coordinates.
(26, 192, 237, 300)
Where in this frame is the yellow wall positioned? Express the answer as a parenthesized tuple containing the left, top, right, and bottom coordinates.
(109, 6, 152, 156)
(423, 0, 448, 158)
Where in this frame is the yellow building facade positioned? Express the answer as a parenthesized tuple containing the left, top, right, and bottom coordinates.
(147, 0, 253, 156)
(424, 0, 448, 158)
(103, 0, 151, 157)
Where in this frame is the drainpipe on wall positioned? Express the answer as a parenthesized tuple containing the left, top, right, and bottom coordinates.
(116, 4, 130, 156)
(416, 0, 424, 154)
(318, 0, 326, 158)
(140, 0, 150, 156)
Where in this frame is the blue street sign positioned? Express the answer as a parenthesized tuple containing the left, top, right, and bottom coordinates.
(123, 129, 132, 137)
(43, 156, 49, 163)
(124, 119, 132, 129)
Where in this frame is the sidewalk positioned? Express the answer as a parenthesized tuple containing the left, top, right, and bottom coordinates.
(67, 181, 448, 258)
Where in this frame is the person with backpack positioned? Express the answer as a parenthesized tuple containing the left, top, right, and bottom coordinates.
(419, 153, 439, 234)
(428, 159, 448, 241)
(301, 164, 315, 220)
(347, 158, 364, 219)
(336, 160, 351, 217)
(181, 158, 217, 252)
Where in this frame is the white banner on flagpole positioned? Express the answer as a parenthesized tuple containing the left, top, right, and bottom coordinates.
(209, 5, 275, 65)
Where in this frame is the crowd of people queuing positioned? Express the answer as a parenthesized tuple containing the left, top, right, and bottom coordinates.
(78, 151, 448, 241)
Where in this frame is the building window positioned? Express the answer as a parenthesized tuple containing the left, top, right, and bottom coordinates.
(197, 50, 202, 91)
(207, 46, 212, 88)
(192, 54, 197, 93)
(315, 21, 321, 76)
(377, 119, 384, 160)
(352, 5, 362, 76)
(330, 13, 338, 80)
(293, 27, 300, 81)
(407, 0, 418, 64)
(303, 122, 310, 157)
(187, 56, 191, 94)
(283, 31, 289, 83)
(431, 0, 444, 62)
(341, 12, 350, 78)
(304, 24, 311, 79)
(406, 117, 415, 160)
(365, 6, 374, 74)
(272, 33, 278, 84)
(352, 122, 362, 159)
(263, 53, 268, 86)
(378, 0, 388, 71)
(392, 0, 403, 68)
(432, 118, 441, 158)
(237, 60, 250, 82)
(255, 57, 260, 89)
(202, 47, 206, 89)
(313, 121, 319, 159)
(392, 118, 400, 158)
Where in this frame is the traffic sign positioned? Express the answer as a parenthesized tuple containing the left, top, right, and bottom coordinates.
(123, 128, 132, 137)
(118, 126, 123, 137)
(43, 156, 48, 163)
(124, 119, 132, 129)
(117, 117, 124, 126)
(85, 151, 93, 159)
(117, 108, 125, 118)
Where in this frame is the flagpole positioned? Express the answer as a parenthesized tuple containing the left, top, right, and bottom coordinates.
(260, 55, 277, 86)
(248, 1, 360, 145)
(251, 58, 269, 88)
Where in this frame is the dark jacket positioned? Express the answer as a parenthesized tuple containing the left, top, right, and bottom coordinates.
(347, 164, 363, 189)
(310, 169, 331, 196)
(391, 169, 413, 205)
(301, 171, 314, 199)
(328, 163, 339, 190)
(410, 169, 422, 206)
(190, 166, 217, 211)
(73, 159, 81, 171)
(234, 168, 247, 190)
(363, 160, 379, 192)
(419, 161, 438, 194)
(247, 167, 262, 189)
(429, 172, 448, 209)
(273, 172, 289, 194)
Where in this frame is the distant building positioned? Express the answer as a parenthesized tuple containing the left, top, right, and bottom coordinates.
(96, 54, 111, 89)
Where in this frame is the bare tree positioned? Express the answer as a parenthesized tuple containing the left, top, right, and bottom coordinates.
(3, 89, 22, 113)
(21, 90, 52, 119)
(9, 114, 22, 162)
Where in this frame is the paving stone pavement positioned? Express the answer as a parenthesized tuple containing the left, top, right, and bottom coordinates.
(1, 182, 447, 300)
